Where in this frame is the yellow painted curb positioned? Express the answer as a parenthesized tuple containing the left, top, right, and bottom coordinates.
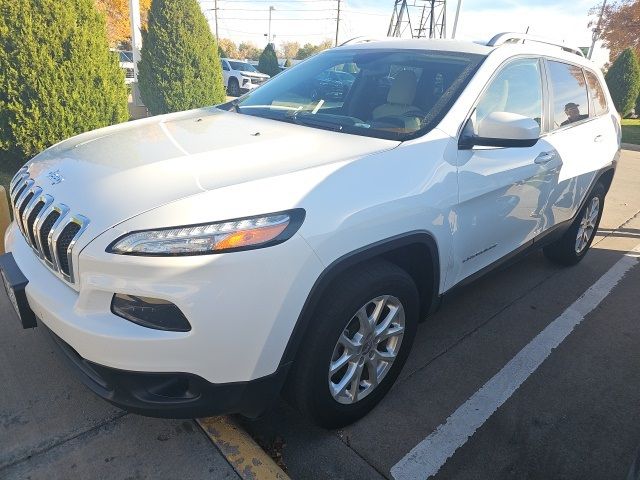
(0, 186, 10, 254)
(197, 416, 290, 480)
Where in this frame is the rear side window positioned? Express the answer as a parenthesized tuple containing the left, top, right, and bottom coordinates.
(547, 61, 589, 129)
(585, 70, 608, 116)
(476, 58, 543, 127)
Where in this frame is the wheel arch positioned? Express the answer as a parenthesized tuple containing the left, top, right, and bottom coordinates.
(279, 231, 440, 368)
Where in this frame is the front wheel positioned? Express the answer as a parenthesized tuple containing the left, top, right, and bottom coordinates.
(543, 182, 605, 266)
(285, 260, 419, 428)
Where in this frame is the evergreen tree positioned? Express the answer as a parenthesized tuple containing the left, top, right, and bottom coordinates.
(138, 0, 226, 115)
(605, 48, 640, 116)
(258, 43, 280, 77)
(0, 0, 128, 160)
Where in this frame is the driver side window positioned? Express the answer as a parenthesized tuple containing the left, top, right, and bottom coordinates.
(475, 59, 543, 130)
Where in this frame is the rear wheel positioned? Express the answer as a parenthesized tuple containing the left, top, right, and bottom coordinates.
(543, 182, 605, 266)
(285, 260, 419, 428)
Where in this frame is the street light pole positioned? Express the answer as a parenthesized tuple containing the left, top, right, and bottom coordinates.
(335, 0, 341, 46)
(588, 0, 607, 60)
(268, 6, 275, 44)
(214, 0, 219, 43)
(129, 0, 143, 106)
(451, 0, 463, 39)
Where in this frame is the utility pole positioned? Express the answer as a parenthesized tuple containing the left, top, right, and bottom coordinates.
(451, 0, 463, 39)
(129, 0, 143, 106)
(335, 0, 341, 46)
(588, 0, 607, 60)
(214, 0, 219, 43)
(268, 6, 275, 45)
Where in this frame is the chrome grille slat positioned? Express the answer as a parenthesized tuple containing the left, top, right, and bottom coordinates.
(21, 187, 43, 243)
(48, 204, 70, 274)
(13, 179, 34, 213)
(8, 168, 89, 285)
(32, 195, 55, 260)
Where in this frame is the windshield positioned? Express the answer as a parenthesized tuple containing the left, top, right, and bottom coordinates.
(221, 48, 484, 141)
(229, 61, 258, 73)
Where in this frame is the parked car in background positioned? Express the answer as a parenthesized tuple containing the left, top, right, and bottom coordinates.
(221, 58, 270, 96)
(116, 50, 135, 85)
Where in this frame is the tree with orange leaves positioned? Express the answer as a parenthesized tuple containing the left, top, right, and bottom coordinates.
(95, 0, 152, 47)
(590, 1, 640, 62)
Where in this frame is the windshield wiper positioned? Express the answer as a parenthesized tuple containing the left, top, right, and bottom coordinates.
(289, 111, 344, 132)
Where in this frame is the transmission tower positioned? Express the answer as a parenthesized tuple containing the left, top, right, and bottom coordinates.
(387, 0, 447, 39)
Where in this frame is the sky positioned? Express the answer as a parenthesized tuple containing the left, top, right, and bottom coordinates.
(197, 0, 609, 66)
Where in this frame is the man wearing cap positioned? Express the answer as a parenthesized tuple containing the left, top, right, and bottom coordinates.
(561, 102, 588, 126)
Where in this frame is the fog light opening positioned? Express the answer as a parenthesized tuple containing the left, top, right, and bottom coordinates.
(111, 294, 192, 332)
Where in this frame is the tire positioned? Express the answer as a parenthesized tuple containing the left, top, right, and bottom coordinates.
(227, 78, 240, 97)
(285, 259, 419, 428)
(543, 182, 605, 266)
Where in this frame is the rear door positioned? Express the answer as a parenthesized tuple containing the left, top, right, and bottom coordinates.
(454, 58, 561, 283)
(540, 60, 610, 227)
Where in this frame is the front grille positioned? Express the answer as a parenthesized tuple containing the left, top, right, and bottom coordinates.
(9, 167, 89, 284)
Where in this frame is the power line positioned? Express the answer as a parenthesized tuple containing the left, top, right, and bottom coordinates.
(218, 17, 336, 21)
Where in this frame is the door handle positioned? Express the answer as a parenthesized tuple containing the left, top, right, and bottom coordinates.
(594, 135, 603, 143)
(534, 151, 556, 164)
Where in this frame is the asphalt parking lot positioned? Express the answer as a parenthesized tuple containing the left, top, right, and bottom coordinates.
(1, 150, 639, 480)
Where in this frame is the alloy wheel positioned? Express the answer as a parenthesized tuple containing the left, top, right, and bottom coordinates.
(328, 295, 405, 405)
(575, 196, 600, 254)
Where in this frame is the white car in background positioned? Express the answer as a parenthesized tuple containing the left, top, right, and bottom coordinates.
(221, 58, 270, 96)
(117, 50, 135, 85)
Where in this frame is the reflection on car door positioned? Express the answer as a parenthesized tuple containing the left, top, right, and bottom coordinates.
(453, 58, 562, 284)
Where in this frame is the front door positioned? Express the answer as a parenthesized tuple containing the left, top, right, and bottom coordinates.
(453, 58, 561, 284)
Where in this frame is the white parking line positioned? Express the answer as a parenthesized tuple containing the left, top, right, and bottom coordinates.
(391, 243, 640, 480)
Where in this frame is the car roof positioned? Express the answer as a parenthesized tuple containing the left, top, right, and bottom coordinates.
(334, 36, 597, 69)
(336, 38, 494, 56)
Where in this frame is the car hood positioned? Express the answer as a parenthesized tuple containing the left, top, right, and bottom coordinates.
(241, 71, 269, 79)
(24, 107, 398, 237)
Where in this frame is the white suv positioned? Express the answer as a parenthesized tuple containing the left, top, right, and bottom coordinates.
(3, 33, 620, 428)
(221, 58, 270, 97)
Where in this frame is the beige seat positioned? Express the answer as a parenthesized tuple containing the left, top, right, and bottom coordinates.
(372, 70, 422, 130)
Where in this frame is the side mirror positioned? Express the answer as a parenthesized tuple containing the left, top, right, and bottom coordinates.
(459, 112, 541, 149)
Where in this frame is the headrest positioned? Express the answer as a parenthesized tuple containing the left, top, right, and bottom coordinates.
(387, 70, 418, 105)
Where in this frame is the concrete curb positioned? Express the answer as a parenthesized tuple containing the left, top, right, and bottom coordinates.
(197, 416, 290, 480)
(622, 143, 640, 152)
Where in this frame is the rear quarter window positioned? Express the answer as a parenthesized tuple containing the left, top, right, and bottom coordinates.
(585, 70, 609, 117)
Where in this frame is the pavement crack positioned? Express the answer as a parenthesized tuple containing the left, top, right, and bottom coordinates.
(334, 433, 392, 480)
(593, 208, 640, 247)
(0, 412, 128, 472)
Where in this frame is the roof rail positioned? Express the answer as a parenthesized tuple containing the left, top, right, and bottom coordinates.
(487, 32, 585, 58)
(339, 36, 388, 47)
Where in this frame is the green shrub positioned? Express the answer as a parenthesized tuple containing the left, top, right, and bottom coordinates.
(0, 0, 129, 160)
(284, 58, 292, 68)
(138, 0, 226, 115)
(605, 48, 640, 116)
(258, 43, 280, 77)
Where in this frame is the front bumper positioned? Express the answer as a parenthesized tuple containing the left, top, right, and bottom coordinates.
(5, 221, 323, 386)
(46, 325, 290, 418)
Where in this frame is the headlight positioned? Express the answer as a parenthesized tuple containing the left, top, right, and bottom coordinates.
(108, 209, 305, 256)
